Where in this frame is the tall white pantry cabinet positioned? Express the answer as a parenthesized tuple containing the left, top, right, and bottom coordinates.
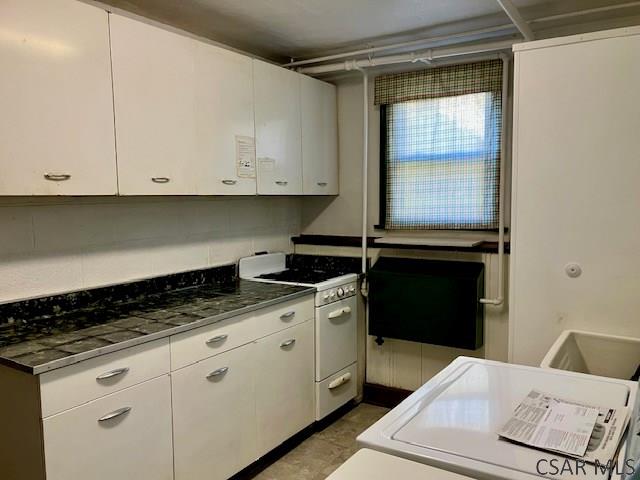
(509, 27, 640, 365)
(0, 0, 338, 197)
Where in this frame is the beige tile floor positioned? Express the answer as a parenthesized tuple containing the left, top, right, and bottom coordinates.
(252, 403, 390, 480)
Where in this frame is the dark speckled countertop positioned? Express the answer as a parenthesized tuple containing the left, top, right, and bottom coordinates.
(0, 276, 314, 375)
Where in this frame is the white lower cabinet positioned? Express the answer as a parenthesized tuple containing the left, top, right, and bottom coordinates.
(255, 320, 315, 455)
(42, 375, 173, 480)
(172, 342, 258, 480)
(1, 295, 316, 480)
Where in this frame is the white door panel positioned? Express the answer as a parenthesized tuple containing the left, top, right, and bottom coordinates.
(0, 0, 117, 195)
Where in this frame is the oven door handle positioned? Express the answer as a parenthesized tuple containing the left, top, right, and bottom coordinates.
(328, 306, 352, 319)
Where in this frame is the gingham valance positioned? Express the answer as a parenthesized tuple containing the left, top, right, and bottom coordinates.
(374, 59, 503, 106)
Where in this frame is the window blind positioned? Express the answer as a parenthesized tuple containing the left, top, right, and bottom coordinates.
(376, 60, 503, 230)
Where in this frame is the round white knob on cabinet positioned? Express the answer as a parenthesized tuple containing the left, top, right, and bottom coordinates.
(565, 263, 582, 278)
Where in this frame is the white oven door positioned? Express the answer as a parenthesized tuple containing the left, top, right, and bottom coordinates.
(316, 296, 357, 381)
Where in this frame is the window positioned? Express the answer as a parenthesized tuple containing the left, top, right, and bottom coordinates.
(376, 60, 503, 230)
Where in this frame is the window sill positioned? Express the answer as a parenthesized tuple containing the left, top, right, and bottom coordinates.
(291, 234, 510, 254)
(373, 237, 483, 248)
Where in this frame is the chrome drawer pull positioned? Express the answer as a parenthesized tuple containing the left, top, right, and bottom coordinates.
(44, 173, 71, 181)
(206, 334, 228, 345)
(317, 182, 328, 186)
(280, 339, 296, 348)
(96, 367, 129, 381)
(280, 311, 295, 320)
(206, 366, 229, 379)
(221, 179, 237, 185)
(151, 177, 170, 183)
(275, 180, 288, 186)
(98, 407, 131, 423)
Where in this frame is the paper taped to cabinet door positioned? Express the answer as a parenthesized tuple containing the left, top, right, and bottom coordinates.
(235, 136, 256, 178)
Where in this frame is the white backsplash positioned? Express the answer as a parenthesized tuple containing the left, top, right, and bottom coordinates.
(0, 196, 301, 303)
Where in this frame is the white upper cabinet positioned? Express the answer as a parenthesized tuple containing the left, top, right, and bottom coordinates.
(110, 15, 256, 195)
(195, 43, 256, 195)
(301, 76, 338, 195)
(0, 0, 117, 195)
(253, 60, 303, 195)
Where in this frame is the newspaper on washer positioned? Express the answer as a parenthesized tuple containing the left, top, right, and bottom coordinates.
(498, 389, 630, 464)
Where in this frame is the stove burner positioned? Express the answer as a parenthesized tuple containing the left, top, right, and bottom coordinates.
(256, 268, 338, 285)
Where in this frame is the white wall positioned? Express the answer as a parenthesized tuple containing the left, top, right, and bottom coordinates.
(300, 73, 510, 390)
(0, 196, 301, 303)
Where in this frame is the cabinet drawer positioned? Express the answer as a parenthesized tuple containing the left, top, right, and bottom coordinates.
(43, 375, 173, 480)
(254, 296, 314, 338)
(173, 343, 258, 480)
(40, 338, 170, 417)
(171, 311, 257, 370)
(315, 363, 357, 421)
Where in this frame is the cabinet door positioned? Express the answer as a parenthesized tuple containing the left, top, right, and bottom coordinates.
(254, 60, 303, 195)
(110, 15, 256, 195)
(301, 76, 339, 195)
(255, 320, 314, 455)
(510, 33, 640, 365)
(110, 14, 197, 195)
(172, 342, 257, 480)
(43, 376, 173, 480)
(195, 43, 256, 195)
(0, 0, 117, 195)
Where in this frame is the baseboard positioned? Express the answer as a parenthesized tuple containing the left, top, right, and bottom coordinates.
(363, 382, 413, 408)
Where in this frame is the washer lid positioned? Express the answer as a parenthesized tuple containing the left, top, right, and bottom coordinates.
(390, 360, 631, 480)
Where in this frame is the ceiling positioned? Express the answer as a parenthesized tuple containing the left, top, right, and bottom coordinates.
(96, 0, 640, 62)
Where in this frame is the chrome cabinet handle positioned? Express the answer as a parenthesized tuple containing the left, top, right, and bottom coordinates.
(280, 311, 295, 320)
(98, 407, 131, 423)
(275, 180, 288, 186)
(317, 182, 328, 186)
(206, 334, 228, 345)
(96, 367, 129, 381)
(206, 366, 229, 379)
(44, 173, 71, 181)
(151, 177, 170, 183)
(221, 179, 237, 185)
(280, 339, 296, 348)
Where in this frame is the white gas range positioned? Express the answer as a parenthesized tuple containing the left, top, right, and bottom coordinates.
(240, 253, 358, 420)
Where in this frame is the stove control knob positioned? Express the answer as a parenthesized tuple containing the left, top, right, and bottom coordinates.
(337, 288, 345, 297)
(329, 291, 336, 299)
(323, 294, 330, 301)
(349, 286, 356, 293)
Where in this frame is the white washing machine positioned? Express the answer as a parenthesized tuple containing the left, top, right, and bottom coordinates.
(358, 357, 637, 480)
(327, 449, 475, 479)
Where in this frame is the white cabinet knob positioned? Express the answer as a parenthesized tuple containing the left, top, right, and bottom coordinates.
(565, 263, 582, 278)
